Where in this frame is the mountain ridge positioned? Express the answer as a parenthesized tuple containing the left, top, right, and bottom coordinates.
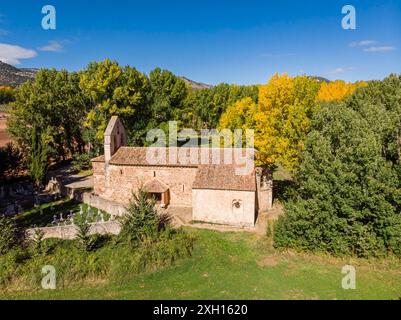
(0, 61, 39, 86)
(0, 60, 331, 88)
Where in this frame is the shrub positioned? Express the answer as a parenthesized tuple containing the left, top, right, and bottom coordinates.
(30, 228, 46, 256)
(72, 152, 91, 172)
(0, 216, 19, 255)
(75, 213, 94, 252)
(119, 189, 171, 245)
(109, 228, 194, 281)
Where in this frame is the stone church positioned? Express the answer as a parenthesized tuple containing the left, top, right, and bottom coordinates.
(91, 116, 273, 227)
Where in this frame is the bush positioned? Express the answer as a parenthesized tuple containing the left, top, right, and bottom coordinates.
(0, 216, 19, 255)
(30, 228, 46, 257)
(110, 229, 194, 282)
(119, 189, 171, 245)
(0, 86, 15, 104)
(71, 152, 91, 172)
(75, 213, 94, 252)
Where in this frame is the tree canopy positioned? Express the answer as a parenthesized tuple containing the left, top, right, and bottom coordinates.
(8, 69, 88, 160)
(274, 75, 401, 257)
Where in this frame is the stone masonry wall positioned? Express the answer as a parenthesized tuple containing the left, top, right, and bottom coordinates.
(192, 189, 256, 227)
(26, 221, 121, 241)
(98, 165, 198, 206)
(93, 161, 106, 196)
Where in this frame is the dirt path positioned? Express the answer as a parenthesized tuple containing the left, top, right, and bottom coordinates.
(0, 113, 11, 147)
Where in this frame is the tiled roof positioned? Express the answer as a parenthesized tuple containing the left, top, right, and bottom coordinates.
(91, 155, 105, 162)
(143, 179, 169, 193)
(192, 164, 256, 191)
(93, 147, 255, 167)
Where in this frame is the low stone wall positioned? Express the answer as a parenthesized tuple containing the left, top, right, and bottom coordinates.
(82, 193, 126, 217)
(26, 221, 121, 240)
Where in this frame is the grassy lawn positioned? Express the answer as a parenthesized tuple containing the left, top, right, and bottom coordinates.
(2, 228, 401, 300)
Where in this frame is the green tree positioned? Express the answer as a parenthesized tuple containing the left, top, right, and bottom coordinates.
(274, 98, 401, 257)
(119, 189, 170, 246)
(28, 126, 50, 189)
(75, 214, 94, 252)
(79, 59, 151, 147)
(8, 69, 88, 160)
(185, 84, 258, 130)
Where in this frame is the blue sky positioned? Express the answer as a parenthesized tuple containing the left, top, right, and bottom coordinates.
(0, 0, 400, 84)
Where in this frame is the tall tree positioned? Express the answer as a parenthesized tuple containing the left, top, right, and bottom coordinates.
(28, 126, 50, 189)
(79, 59, 150, 147)
(274, 75, 401, 258)
(8, 69, 88, 160)
(220, 73, 320, 171)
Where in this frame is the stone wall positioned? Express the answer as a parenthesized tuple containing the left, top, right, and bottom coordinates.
(26, 221, 121, 240)
(256, 168, 273, 213)
(93, 161, 106, 196)
(192, 189, 256, 227)
(104, 116, 127, 162)
(98, 165, 198, 206)
(83, 192, 126, 217)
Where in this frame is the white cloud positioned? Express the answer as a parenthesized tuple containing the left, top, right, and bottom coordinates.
(328, 67, 355, 75)
(349, 40, 377, 47)
(363, 46, 396, 52)
(38, 40, 63, 52)
(0, 43, 37, 65)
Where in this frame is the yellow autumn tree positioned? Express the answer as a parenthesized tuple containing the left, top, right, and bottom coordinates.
(219, 73, 321, 172)
(219, 97, 257, 131)
(317, 80, 367, 102)
(255, 74, 320, 171)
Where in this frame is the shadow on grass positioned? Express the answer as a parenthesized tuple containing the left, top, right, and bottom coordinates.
(16, 199, 81, 229)
(90, 234, 114, 251)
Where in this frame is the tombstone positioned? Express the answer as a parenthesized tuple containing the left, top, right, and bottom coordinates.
(6, 204, 15, 216)
(100, 212, 104, 223)
(70, 213, 75, 225)
(34, 196, 40, 207)
(87, 206, 93, 220)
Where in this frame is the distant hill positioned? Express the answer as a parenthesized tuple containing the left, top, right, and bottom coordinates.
(0, 61, 39, 87)
(309, 76, 330, 83)
(180, 76, 213, 90)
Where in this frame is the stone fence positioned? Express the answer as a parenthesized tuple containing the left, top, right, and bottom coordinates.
(82, 192, 126, 217)
(26, 221, 122, 240)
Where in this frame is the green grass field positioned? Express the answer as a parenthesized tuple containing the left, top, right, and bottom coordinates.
(2, 228, 401, 300)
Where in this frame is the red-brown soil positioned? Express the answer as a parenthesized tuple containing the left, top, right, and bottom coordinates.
(0, 112, 11, 147)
